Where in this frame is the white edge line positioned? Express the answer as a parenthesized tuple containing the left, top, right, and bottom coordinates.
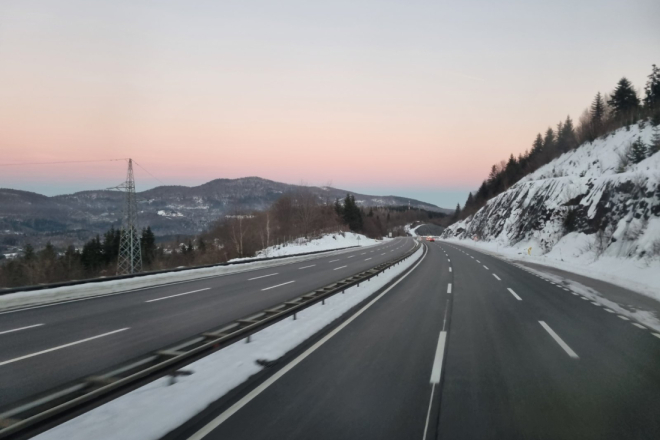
(539, 321, 579, 359)
(0, 328, 129, 367)
(0, 323, 44, 335)
(146, 288, 211, 303)
(186, 247, 428, 440)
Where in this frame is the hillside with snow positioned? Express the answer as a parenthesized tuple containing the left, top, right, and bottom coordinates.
(443, 122, 660, 296)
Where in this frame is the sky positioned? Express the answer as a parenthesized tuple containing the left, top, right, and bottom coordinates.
(0, 0, 658, 209)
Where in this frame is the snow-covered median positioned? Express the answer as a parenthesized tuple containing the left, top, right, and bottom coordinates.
(230, 232, 382, 261)
(35, 245, 423, 440)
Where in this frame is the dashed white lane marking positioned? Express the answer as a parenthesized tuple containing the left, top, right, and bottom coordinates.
(298, 265, 315, 269)
(447, 283, 452, 294)
(0, 323, 44, 336)
(591, 302, 601, 306)
(361, 253, 366, 255)
(0, 328, 129, 367)
(492, 274, 501, 281)
(329, 259, 340, 263)
(580, 297, 589, 300)
(653, 333, 660, 339)
(483, 265, 489, 270)
(604, 309, 615, 313)
(146, 288, 211, 303)
(447, 259, 450, 262)
(365, 258, 372, 261)
(476, 260, 480, 263)
(262, 281, 295, 291)
(632, 323, 646, 329)
(539, 321, 579, 359)
(248, 273, 278, 281)
(347, 256, 355, 259)
(430, 331, 447, 384)
(571, 292, 579, 296)
(381, 253, 386, 256)
(507, 288, 522, 300)
(333, 265, 347, 270)
(618, 315, 630, 321)
(449, 267, 452, 273)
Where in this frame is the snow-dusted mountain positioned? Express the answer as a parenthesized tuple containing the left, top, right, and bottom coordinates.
(0, 177, 448, 246)
(443, 122, 660, 273)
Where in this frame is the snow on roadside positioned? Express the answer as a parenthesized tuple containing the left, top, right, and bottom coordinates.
(230, 232, 382, 261)
(404, 224, 422, 237)
(36, 245, 423, 440)
(442, 237, 660, 303)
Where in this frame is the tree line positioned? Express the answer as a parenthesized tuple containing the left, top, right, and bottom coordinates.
(454, 64, 660, 221)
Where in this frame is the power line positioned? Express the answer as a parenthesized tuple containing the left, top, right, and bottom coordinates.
(0, 158, 128, 167)
(132, 160, 166, 186)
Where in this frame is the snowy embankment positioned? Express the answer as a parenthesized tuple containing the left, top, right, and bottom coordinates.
(231, 232, 382, 261)
(404, 224, 422, 237)
(443, 122, 660, 300)
(35, 245, 423, 440)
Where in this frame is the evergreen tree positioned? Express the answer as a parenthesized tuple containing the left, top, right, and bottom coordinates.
(591, 92, 606, 136)
(542, 127, 556, 159)
(644, 64, 660, 111)
(342, 194, 363, 231)
(40, 242, 57, 261)
(556, 115, 577, 152)
(197, 237, 207, 253)
(627, 138, 647, 164)
(23, 243, 35, 261)
(140, 226, 156, 265)
(649, 127, 660, 156)
(333, 198, 343, 217)
(608, 77, 640, 123)
(531, 133, 544, 157)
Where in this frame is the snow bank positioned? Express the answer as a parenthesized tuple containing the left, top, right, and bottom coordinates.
(404, 224, 422, 237)
(230, 232, 382, 261)
(35, 245, 423, 440)
(444, 121, 660, 299)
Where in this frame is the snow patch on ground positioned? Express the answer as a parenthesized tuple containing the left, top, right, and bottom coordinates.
(404, 224, 422, 237)
(35, 245, 423, 440)
(231, 232, 382, 261)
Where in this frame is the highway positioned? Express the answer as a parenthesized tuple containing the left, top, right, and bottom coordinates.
(0, 237, 414, 410)
(170, 241, 660, 440)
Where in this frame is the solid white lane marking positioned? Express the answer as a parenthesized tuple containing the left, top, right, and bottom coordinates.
(618, 315, 629, 321)
(0, 323, 44, 335)
(430, 331, 447, 384)
(483, 265, 489, 270)
(492, 274, 501, 281)
(447, 283, 452, 294)
(422, 384, 436, 440)
(539, 321, 579, 359)
(186, 246, 428, 440)
(507, 288, 522, 300)
(248, 273, 278, 281)
(632, 323, 646, 329)
(146, 288, 211, 303)
(298, 265, 315, 269)
(329, 259, 340, 263)
(261, 281, 295, 291)
(365, 258, 372, 261)
(333, 265, 347, 270)
(449, 267, 452, 272)
(0, 328, 129, 367)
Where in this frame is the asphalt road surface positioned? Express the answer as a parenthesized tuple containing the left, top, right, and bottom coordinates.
(0, 237, 414, 409)
(176, 241, 660, 440)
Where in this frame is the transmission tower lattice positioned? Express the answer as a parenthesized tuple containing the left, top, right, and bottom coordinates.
(114, 159, 142, 275)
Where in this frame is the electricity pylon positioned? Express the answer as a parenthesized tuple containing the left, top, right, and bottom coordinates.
(113, 159, 142, 275)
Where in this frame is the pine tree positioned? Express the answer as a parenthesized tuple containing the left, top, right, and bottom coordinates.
(591, 92, 606, 137)
(542, 127, 556, 158)
(644, 64, 660, 111)
(608, 77, 640, 123)
(452, 204, 461, 222)
(649, 127, 660, 156)
(557, 115, 577, 152)
(531, 133, 543, 156)
(140, 226, 156, 265)
(627, 138, 647, 164)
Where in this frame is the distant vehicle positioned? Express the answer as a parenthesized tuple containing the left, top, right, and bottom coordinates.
(429, 238, 435, 242)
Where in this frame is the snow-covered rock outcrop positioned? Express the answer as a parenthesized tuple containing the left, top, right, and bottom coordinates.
(444, 122, 660, 264)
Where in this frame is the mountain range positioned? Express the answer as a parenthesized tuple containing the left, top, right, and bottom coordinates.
(0, 177, 448, 247)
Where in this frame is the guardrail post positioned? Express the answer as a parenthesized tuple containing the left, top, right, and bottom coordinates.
(322, 299, 325, 305)
(246, 335, 251, 343)
(293, 312, 297, 320)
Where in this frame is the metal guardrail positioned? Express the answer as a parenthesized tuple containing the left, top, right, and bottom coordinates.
(0, 245, 359, 296)
(0, 241, 421, 439)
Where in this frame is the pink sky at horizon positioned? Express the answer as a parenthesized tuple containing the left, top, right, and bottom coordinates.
(1, 0, 658, 207)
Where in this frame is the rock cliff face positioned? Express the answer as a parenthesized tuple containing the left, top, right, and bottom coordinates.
(443, 122, 660, 261)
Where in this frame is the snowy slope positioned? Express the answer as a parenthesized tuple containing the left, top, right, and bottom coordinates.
(443, 122, 660, 296)
(230, 232, 382, 261)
